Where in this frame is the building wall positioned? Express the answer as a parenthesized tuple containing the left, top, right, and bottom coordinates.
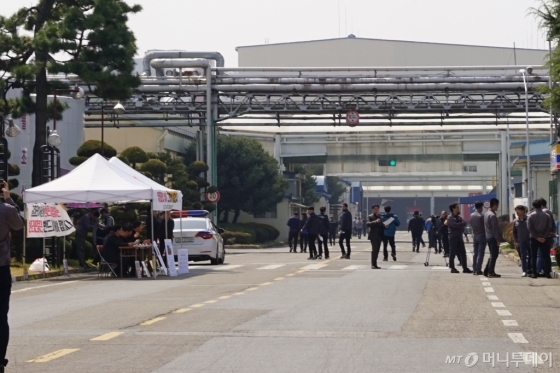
(238, 37, 547, 68)
(5, 95, 85, 193)
(84, 127, 194, 156)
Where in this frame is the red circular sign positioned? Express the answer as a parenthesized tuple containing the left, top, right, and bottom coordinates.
(346, 110, 360, 126)
(205, 191, 221, 203)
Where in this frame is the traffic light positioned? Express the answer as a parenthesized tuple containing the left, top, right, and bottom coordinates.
(379, 159, 397, 167)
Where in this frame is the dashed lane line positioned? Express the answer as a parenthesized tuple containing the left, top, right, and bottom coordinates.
(491, 302, 505, 308)
(218, 295, 231, 299)
(140, 317, 166, 326)
(90, 332, 124, 341)
(173, 308, 192, 314)
(342, 265, 367, 270)
(203, 300, 218, 304)
(487, 295, 499, 300)
(260, 282, 273, 286)
(508, 333, 529, 343)
(258, 264, 285, 270)
(190, 303, 205, 308)
(484, 287, 495, 293)
(274, 277, 285, 281)
(502, 320, 519, 326)
(300, 264, 327, 270)
(388, 265, 408, 270)
(496, 310, 512, 316)
(28, 349, 80, 363)
(482, 282, 492, 286)
(213, 265, 243, 271)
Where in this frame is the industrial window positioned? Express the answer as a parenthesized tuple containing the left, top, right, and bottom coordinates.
(463, 165, 478, 172)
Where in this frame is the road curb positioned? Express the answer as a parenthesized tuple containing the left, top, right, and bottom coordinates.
(11, 267, 94, 282)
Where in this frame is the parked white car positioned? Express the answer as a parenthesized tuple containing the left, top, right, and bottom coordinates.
(172, 211, 225, 265)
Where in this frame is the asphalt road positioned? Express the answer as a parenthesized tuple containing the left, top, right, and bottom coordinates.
(6, 232, 560, 372)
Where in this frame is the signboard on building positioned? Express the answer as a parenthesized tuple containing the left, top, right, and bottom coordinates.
(550, 144, 560, 172)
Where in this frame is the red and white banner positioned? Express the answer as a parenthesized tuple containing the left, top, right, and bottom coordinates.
(153, 190, 182, 211)
(25, 203, 75, 238)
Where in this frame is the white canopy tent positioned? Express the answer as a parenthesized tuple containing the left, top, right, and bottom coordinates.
(24, 154, 182, 209)
(23, 154, 184, 279)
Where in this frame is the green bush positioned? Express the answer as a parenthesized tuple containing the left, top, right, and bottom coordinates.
(221, 231, 252, 245)
(220, 223, 257, 242)
(245, 222, 280, 241)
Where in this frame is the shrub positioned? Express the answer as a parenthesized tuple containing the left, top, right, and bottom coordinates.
(221, 231, 252, 245)
(220, 223, 257, 242)
(244, 222, 280, 241)
(77, 140, 117, 158)
(121, 146, 149, 168)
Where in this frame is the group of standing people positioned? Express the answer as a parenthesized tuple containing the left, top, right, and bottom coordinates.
(287, 206, 333, 259)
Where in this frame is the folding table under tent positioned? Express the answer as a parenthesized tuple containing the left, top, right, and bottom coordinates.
(23, 153, 183, 278)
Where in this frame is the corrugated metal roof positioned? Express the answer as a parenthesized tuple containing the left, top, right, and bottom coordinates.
(236, 37, 547, 52)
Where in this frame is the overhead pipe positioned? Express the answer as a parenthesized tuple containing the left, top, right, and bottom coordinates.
(133, 82, 545, 93)
(214, 65, 547, 73)
(142, 50, 224, 76)
(132, 76, 548, 86)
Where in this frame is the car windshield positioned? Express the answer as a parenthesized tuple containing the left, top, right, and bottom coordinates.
(174, 219, 207, 230)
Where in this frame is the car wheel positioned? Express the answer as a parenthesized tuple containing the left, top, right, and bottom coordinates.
(218, 245, 225, 264)
(210, 246, 220, 265)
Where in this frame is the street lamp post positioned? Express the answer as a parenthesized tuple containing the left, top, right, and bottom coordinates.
(51, 87, 84, 146)
(520, 67, 533, 202)
(0, 114, 21, 181)
(100, 102, 125, 157)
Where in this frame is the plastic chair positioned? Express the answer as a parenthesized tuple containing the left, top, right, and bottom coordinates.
(96, 246, 117, 278)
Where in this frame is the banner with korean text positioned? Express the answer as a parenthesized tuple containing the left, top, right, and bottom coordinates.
(152, 190, 182, 211)
(25, 203, 75, 238)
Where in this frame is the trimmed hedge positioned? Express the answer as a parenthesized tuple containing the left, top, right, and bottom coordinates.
(220, 222, 279, 244)
(221, 231, 252, 245)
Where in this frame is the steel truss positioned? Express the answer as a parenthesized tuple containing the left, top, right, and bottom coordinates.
(53, 66, 548, 127)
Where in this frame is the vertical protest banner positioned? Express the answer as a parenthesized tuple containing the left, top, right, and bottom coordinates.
(164, 239, 177, 276)
(177, 249, 189, 274)
(152, 242, 167, 275)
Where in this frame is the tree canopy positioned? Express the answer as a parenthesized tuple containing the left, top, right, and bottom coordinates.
(532, 1, 560, 112)
(212, 136, 288, 223)
(0, 0, 141, 186)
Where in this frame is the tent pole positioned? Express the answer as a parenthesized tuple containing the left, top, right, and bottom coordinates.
(23, 204, 28, 280)
(151, 201, 157, 279)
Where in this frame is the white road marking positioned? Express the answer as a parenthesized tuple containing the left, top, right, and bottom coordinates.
(257, 264, 285, 270)
(430, 267, 449, 270)
(213, 265, 243, 271)
(484, 287, 495, 293)
(482, 282, 491, 286)
(508, 333, 529, 343)
(480, 277, 487, 281)
(491, 302, 505, 308)
(502, 320, 518, 326)
(300, 264, 327, 270)
(496, 310, 512, 316)
(487, 295, 499, 300)
(342, 265, 367, 270)
(12, 280, 79, 294)
(388, 265, 408, 270)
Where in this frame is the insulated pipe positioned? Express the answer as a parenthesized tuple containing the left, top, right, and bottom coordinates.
(134, 76, 548, 86)
(142, 50, 224, 76)
(134, 82, 545, 93)
(206, 66, 213, 189)
(214, 65, 547, 73)
(150, 58, 209, 69)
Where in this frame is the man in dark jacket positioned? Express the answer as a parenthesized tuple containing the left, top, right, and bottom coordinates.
(317, 207, 330, 259)
(338, 203, 353, 259)
(287, 213, 300, 253)
(438, 211, 449, 257)
(483, 198, 503, 278)
(469, 201, 486, 275)
(328, 215, 338, 246)
(0, 181, 24, 372)
(447, 203, 472, 274)
(157, 211, 174, 256)
(299, 213, 308, 253)
(527, 199, 553, 279)
(302, 207, 321, 260)
(367, 205, 384, 269)
(75, 210, 100, 268)
(408, 211, 424, 253)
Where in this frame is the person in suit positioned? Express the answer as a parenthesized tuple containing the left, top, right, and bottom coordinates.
(408, 211, 424, 253)
(301, 207, 321, 260)
(367, 205, 384, 269)
(316, 207, 330, 259)
(286, 213, 300, 253)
